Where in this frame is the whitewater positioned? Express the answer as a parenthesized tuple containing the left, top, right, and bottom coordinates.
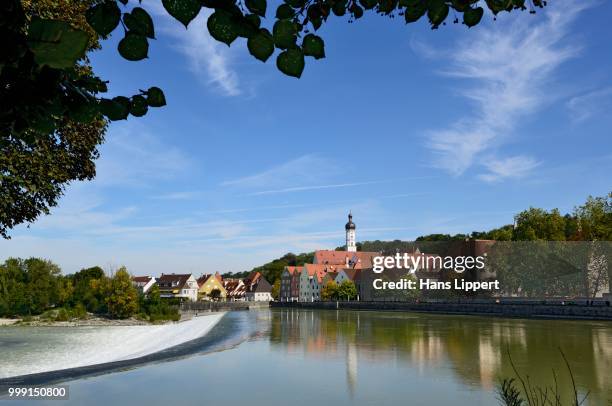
(0, 313, 225, 379)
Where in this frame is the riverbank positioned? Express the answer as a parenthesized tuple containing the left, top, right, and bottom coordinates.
(0, 318, 19, 326)
(271, 301, 612, 320)
(1, 313, 195, 327)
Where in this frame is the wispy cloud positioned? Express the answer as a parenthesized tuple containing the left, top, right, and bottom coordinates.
(248, 180, 396, 196)
(149, 5, 241, 96)
(566, 86, 612, 122)
(150, 191, 200, 200)
(221, 155, 341, 189)
(422, 1, 588, 180)
(95, 122, 192, 186)
(478, 156, 541, 183)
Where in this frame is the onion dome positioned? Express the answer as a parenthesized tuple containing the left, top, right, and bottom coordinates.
(345, 212, 356, 230)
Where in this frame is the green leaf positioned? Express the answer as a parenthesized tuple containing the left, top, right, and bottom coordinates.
(237, 14, 261, 38)
(378, 0, 398, 13)
(245, 0, 267, 17)
(129, 95, 149, 117)
(100, 97, 129, 121)
(118, 32, 149, 61)
(247, 28, 274, 62)
(359, 0, 377, 10)
(276, 4, 295, 19)
(162, 0, 201, 27)
(302, 34, 325, 59)
(245, 14, 261, 29)
(71, 101, 99, 123)
(285, 0, 306, 7)
(207, 10, 239, 46)
(27, 18, 89, 69)
(463, 6, 483, 27)
(351, 4, 364, 18)
(332, 0, 348, 16)
(404, 0, 427, 23)
(124, 7, 155, 38)
(146, 87, 166, 107)
(276, 48, 304, 78)
(85, 1, 121, 37)
(427, 0, 449, 27)
(273, 20, 297, 49)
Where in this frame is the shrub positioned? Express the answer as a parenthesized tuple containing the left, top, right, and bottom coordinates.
(55, 308, 69, 321)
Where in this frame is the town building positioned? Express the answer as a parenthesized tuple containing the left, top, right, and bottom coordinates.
(280, 266, 300, 302)
(245, 276, 273, 301)
(131, 276, 156, 294)
(223, 279, 246, 301)
(197, 272, 227, 301)
(157, 273, 198, 302)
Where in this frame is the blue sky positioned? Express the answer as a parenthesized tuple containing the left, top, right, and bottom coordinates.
(1, 0, 611, 275)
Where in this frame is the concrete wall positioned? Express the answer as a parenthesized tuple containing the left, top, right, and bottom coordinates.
(271, 301, 612, 320)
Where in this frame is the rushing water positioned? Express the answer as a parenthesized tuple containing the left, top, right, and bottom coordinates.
(1, 309, 611, 405)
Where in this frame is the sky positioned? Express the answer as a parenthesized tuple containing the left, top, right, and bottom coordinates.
(1, 0, 611, 275)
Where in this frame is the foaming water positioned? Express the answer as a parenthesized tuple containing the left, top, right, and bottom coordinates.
(0, 313, 226, 380)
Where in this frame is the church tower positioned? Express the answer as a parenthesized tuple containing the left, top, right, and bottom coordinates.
(345, 212, 356, 252)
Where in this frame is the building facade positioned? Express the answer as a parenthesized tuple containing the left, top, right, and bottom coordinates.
(157, 273, 198, 302)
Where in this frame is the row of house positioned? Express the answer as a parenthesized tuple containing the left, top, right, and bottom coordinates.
(131, 271, 272, 302)
(280, 213, 498, 302)
(280, 250, 378, 302)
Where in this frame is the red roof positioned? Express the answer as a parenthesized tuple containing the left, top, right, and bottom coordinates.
(314, 250, 379, 268)
(131, 276, 153, 283)
(284, 266, 300, 275)
(303, 263, 339, 276)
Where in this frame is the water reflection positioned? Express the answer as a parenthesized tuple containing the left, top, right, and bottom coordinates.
(269, 309, 612, 404)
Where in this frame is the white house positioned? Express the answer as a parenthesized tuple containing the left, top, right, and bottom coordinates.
(157, 273, 198, 302)
(245, 277, 273, 302)
(131, 276, 156, 294)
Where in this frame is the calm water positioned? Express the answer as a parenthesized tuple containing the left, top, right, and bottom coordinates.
(2, 309, 611, 405)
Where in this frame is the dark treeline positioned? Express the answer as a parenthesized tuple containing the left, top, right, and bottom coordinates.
(0, 260, 178, 321)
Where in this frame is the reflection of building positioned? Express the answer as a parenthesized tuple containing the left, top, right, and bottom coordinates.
(346, 343, 357, 398)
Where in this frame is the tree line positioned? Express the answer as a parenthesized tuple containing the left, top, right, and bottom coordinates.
(247, 192, 610, 287)
(0, 259, 178, 321)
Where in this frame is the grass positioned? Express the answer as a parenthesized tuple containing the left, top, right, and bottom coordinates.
(497, 348, 589, 406)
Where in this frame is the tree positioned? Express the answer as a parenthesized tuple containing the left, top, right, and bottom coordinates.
(321, 280, 338, 301)
(337, 280, 357, 300)
(209, 288, 222, 301)
(512, 208, 568, 241)
(70, 266, 105, 311)
(1, 0, 545, 238)
(99, 266, 139, 319)
(271, 279, 280, 300)
(0, 257, 64, 316)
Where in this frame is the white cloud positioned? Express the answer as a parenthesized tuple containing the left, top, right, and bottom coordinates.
(478, 155, 541, 183)
(566, 86, 612, 122)
(424, 1, 587, 179)
(154, 8, 242, 96)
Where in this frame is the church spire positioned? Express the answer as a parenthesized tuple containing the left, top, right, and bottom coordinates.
(345, 212, 356, 252)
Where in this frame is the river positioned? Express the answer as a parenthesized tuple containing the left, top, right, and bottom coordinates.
(1, 309, 610, 405)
